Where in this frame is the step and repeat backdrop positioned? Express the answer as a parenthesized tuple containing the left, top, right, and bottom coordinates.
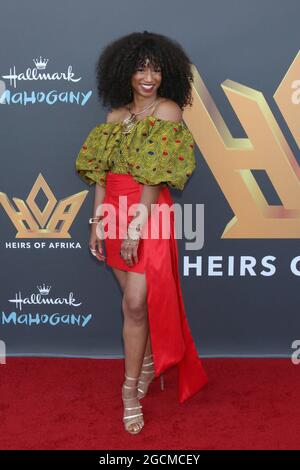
(1, 0, 300, 359)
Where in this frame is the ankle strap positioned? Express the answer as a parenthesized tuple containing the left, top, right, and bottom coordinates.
(125, 374, 139, 381)
(143, 354, 153, 360)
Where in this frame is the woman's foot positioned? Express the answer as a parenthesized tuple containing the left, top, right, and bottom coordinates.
(122, 374, 144, 434)
(137, 353, 155, 399)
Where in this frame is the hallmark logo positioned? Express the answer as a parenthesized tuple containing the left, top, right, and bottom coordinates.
(1, 284, 92, 327)
(37, 284, 51, 295)
(2, 57, 81, 88)
(32, 56, 49, 70)
(0, 56, 92, 105)
(8, 285, 81, 311)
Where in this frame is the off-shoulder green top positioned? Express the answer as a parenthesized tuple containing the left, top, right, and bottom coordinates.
(75, 115, 196, 191)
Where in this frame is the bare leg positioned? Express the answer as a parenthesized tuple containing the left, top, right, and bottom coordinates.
(122, 271, 149, 378)
(112, 267, 150, 365)
(112, 267, 150, 363)
(112, 268, 149, 432)
(111, 267, 127, 293)
(112, 267, 154, 402)
(121, 271, 149, 433)
(112, 267, 151, 358)
(143, 331, 153, 357)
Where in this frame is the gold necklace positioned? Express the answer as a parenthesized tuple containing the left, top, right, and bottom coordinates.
(121, 98, 158, 135)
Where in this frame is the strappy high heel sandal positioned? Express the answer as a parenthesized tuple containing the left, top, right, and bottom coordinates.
(137, 353, 165, 400)
(122, 374, 144, 434)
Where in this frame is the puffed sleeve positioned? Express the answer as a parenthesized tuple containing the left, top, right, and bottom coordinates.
(128, 119, 197, 190)
(75, 124, 110, 188)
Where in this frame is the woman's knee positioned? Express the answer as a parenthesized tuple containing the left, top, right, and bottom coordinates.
(122, 293, 147, 322)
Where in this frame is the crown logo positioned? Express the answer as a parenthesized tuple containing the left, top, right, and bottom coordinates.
(37, 283, 51, 295)
(33, 56, 49, 70)
(0, 173, 88, 238)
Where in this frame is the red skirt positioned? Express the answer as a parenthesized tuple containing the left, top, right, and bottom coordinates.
(102, 171, 208, 403)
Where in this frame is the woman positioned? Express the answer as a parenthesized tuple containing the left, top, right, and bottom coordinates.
(75, 31, 208, 435)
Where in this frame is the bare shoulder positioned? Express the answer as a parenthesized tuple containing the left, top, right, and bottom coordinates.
(154, 99, 182, 122)
(105, 107, 127, 123)
(105, 110, 116, 123)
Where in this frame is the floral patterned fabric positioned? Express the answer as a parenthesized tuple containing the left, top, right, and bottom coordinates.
(75, 115, 197, 190)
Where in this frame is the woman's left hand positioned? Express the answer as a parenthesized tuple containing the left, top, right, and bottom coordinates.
(120, 238, 140, 267)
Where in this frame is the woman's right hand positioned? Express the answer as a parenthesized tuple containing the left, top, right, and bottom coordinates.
(89, 225, 106, 263)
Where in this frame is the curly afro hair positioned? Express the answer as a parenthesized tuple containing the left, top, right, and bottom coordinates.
(95, 30, 194, 111)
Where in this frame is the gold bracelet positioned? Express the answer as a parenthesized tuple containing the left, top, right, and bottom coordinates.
(124, 235, 140, 246)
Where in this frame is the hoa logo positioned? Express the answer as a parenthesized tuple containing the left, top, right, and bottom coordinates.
(0, 173, 87, 238)
(0, 56, 92, 105)
(184, 51, 300, 238)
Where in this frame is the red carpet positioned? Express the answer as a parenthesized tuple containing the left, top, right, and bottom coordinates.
(0, 358, 299, 450)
